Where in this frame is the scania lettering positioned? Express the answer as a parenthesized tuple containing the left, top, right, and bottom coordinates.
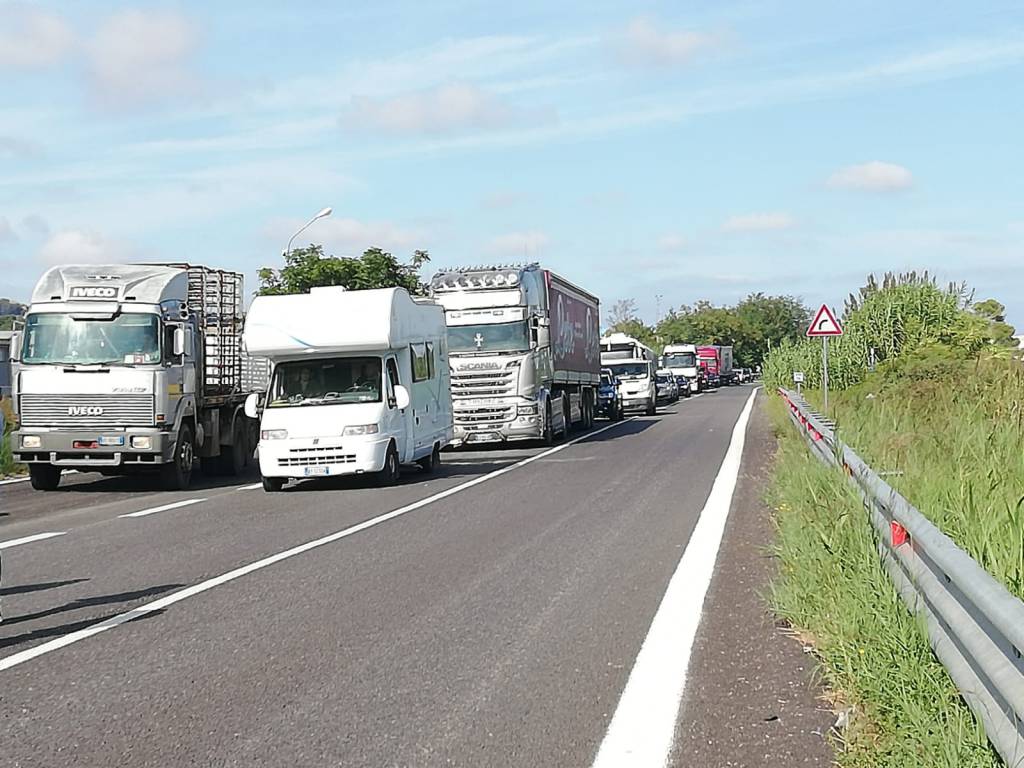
(10, 264, 261, 491)
(429, 264, 600, 447)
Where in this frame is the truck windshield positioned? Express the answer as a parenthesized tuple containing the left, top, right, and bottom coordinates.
(268, 357, 382, 407)
(663, 352, 696, 368)
(21, 312, 160, 365)
(607, 362, 649, 379)
(447, 321, 530, 353)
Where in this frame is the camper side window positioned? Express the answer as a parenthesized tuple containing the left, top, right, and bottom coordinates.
(411, 343, 431, 382)
(425, 342, 435, 378)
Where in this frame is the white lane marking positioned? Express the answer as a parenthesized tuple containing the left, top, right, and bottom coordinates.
(119, 498, 207, 519)
(0, 531, 67, 550)
(237, 483, 263, 491)
(591, 388, 758, 768)
(0, 418, 634, 673)
(0, 470, 77, 487)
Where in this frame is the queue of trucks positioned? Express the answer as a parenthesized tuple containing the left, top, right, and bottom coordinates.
(6, 260, 748, 492)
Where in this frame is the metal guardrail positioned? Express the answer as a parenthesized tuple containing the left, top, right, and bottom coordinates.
(779, 387, 1024, 767)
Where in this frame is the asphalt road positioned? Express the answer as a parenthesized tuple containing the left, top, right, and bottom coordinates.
(0, 385, 827, 767)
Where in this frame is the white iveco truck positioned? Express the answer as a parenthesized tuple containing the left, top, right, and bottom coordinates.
(662, 343, 700, 395)
(429, 264, 601, 447)
(9, 264, 258, 490)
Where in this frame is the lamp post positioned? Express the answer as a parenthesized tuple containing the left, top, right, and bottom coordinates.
(284, 207, 332, 256)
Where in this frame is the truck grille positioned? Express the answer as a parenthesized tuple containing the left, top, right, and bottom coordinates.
(454, 403, 516, 427)
(19, 394, 155, 428)
(451, 370, 516, 398)
(278, 447, 356, 467)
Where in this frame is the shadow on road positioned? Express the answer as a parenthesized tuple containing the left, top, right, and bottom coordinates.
(0, 583, 183, 638)
(41, 468, 261, 495)
(580, 419, 657, 443)
(0, 608, 166, 651)
(1, 578, 89, 597)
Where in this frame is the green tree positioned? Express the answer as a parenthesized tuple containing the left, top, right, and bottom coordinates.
(257, 245, 431, 296)
(603, 298, 657, 348)
(0, 316, 16, 331)
(972, 299, 1017, 347)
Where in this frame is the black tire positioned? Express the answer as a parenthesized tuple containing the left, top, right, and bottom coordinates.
(29, 464, 61, 491)
(418, 443, 440, 473)
(376, 442, 400, 486)
(561, 396, 571, 436)
(220, 420, 247, 476)
(646, 398, 656, 417)
(262, 476, 284, 492)
(542, 403, 555, 446)
(160, 424, 194, 491)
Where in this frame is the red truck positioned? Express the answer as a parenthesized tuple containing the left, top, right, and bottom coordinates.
(697, 345, 735, 387)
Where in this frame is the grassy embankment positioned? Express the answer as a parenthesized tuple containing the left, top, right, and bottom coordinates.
(763, 274, 1020, 767)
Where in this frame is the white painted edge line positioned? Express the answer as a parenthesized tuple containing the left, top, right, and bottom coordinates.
(237, 483, 263, 491)
(0, 418, 635, 673)
(591, 387, 759, 768)
(0, 470, 77, 487)
(0, 531, 67, 550)
(119, 498, 207, 519)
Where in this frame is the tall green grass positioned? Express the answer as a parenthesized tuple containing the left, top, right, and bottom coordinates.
(767, 397, 1000, 767)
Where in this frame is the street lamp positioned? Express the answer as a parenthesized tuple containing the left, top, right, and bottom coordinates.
(284, 207, 332, 256)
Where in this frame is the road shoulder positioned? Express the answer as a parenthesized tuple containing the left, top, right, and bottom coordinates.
(672, 392, 835, 767)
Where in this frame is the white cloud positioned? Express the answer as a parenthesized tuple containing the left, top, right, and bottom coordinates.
(722, 212, 794, 232)
(657, 234, 687, 252)
(268, 216, 428, 255)
(21, 214, 50, 238)
(0, 216, 17, 244)
(38, 229, 133, 265)
(620, 17, 723, 67)
(0, 4, 75, 70)
(487, 230, 550, 257)
(827, 161, 913, 191)
(341, 83, 524, 136)
(85, 10, 200, 107)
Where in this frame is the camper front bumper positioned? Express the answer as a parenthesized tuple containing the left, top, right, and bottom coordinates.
(258, 436, 391, 479)
(11, 428, 170, 467)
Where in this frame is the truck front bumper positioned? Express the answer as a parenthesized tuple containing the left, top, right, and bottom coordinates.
(257, 436, 391, 479)
(449, 415, 541, 448)
(11, 428, 170, 467)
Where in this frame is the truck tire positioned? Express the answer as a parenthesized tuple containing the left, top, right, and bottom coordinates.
(561, 396, 571, 437)
(160, 424, 195, 491)
(376, 442, 400, 487)
(220, 420, 248, 476)
(646, 398, 656, 417)
(262, 476, 284, 492)
(418, 443, 441, 474)
(542, 403, 555, 446)
(29, 464, 62, 491)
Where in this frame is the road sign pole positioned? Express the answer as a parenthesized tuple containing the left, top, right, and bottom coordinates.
(822, 336, 829, 415)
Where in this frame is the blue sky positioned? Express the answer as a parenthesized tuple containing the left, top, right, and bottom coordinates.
(1, 1, 1022, 326)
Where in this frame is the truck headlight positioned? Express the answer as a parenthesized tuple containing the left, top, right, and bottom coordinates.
(261, 429, 288, 440)
(517, 403, 538, 416)
(130, 436, 152, 450)
(342, 424, 379, 436)
(21, 435, 41, 449)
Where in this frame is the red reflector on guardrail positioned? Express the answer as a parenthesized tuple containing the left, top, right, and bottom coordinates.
(891, 522, 909, 548)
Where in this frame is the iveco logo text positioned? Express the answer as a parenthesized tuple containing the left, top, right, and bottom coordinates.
(68, 406, 104, 416)
(69, 286, 118, 299)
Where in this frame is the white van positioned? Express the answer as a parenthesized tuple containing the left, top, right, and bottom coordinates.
(243, 287, 454, 492)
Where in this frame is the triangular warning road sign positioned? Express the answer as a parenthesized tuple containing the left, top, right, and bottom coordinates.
(806, 304, 843, 337)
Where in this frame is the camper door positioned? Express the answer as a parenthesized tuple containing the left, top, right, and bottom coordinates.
(384, 355, 414, 462)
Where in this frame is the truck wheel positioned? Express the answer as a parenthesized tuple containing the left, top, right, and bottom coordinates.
(542, 403, 555, 446)
(262, 476, 284, 492)
(376, 443, 400, 486)
(418, 443, 441, 474)
(584, 393, 594, 429)
(160, 424, 194, 491)
(29, 464, 62, 491)
(561, 396, 571, 436)
(646, 398, 656, 417)
(220, 420, 247, 476)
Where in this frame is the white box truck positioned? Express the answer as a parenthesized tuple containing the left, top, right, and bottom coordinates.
(600, 333, 657, 415)
(429, 264, 601, 447)
(10, 263, 259, 490)
(242, 286, 454, 492)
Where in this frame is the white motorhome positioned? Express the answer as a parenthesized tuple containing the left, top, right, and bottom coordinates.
(242, 287, 453, 492)
(662, 343, 700, 395)
(600, 333, 657, 416)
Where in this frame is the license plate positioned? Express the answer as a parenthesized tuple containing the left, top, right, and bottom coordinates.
(98, 436, 125, 446)
(467, 432, 498, 443)
(303, 466, 330, 477)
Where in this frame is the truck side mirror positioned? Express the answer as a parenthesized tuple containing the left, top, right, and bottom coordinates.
(394, 385, 411, 411)
(244, 392, 260, 419)
(9, 331, 21, 361)
(173, 327, 186, 356)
